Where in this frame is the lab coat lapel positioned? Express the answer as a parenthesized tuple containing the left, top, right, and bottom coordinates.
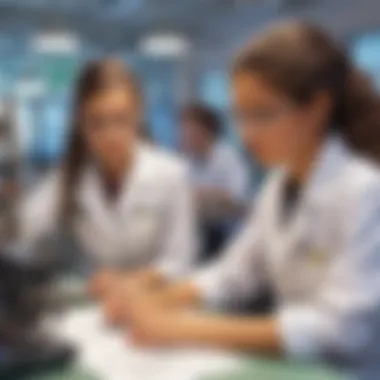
(274, 135, 351, 299)
(268, 134, 349, 249)
(116, 144, 147, 219)
(303, 134, 349, 204)
(76, 144, 147, 237)
(295, 134, 350, 255)
(76, 166, 116, 237)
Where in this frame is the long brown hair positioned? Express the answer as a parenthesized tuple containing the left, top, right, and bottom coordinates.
(233, 22, 380, 162)
(60, 58, 142, 225)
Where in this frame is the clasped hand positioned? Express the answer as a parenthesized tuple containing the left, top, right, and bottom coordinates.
(88, 271, 186, 347)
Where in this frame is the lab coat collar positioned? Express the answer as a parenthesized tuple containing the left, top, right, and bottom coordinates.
(76, 143, 147, 228)
(270, 133, 351, 256)
(303, 133, 350, 203)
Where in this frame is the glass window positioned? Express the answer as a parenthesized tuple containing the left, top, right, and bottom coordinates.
(352, 32, 380, 87)
(200, 70, 230, 110)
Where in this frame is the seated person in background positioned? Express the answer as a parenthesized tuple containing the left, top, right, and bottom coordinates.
(106, 22, 380, 376)
(17, 58, 197, 299)
(179, 104, 250, 260)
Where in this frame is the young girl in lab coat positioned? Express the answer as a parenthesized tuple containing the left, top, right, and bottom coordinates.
(19, 59, 197, 294)
(109, 23, 380, 372)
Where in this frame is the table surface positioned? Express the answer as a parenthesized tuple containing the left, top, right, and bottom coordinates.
(17, 281, 350, 380)
(23, 357, 348, 380)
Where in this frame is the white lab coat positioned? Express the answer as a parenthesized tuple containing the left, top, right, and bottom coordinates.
(20, 144, 197, 279)
(192, 134, 380, 371)
(187, 142, 250, 202)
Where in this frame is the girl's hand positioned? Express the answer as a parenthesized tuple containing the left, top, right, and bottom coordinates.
(103, 287, 127, 325)
(103, 278, 152, 325)
(87, 270, 121, 299)
(128, 294, 186, 347)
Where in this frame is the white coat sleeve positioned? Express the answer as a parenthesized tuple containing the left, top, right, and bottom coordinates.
(154, 164, 199, 280)
(190, 197, 267, 309)
(17, 173, 60, 254)
(278, 181, 380, 361)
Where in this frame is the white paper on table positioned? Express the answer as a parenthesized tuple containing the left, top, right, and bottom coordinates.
(56, 307, 240, 380)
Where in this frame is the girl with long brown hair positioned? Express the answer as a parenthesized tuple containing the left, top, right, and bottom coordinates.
(20, 58, 197, 295)
(108, 23, 380, 374)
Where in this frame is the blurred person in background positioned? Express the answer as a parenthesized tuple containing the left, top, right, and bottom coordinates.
(179, 104, 250, 261)
(110, 22, 380, 376)
(18, 58, 197, 298)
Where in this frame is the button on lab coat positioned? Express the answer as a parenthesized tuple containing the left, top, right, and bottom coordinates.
(192, 134, 380, 368)
(20, 144, 197, 279)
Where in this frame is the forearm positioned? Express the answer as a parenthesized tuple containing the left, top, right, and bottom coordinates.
(171, 314, 282, 354)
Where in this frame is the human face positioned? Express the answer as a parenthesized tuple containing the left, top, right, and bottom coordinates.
(232, 71, 326, 169)
(180, 118, 214, 157)
(80, 87, 140, 174)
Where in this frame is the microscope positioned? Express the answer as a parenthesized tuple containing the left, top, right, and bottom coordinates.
(0, 101, 74, 378)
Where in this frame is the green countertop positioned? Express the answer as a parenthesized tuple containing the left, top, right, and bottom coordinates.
(21, 357, 348, 380)
(204, 357, 349, 380)
(27, 366, 95, 380)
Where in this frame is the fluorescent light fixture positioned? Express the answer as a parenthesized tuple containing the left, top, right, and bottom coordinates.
(32, 31, 80, 54)
(139, 33, 191, 58)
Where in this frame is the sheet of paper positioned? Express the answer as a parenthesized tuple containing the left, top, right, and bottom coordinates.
(57, 307, 240, 380)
